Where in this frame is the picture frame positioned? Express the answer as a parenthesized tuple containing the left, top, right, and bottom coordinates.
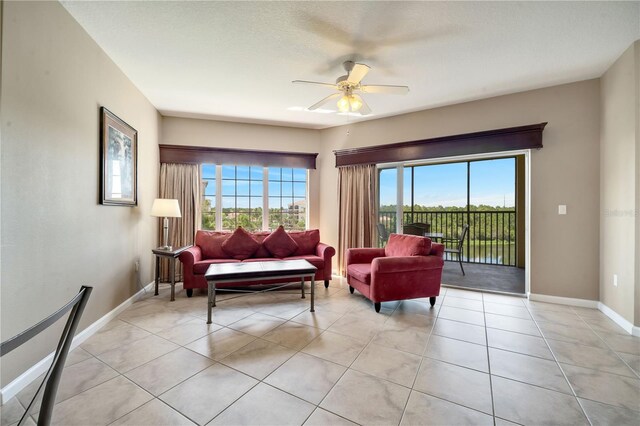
(100, 107, 137, 206)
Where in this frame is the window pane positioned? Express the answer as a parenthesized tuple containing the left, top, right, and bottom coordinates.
(250, 181, 263, 196)
(269, 168, 281, 181)
(293, 182, 306, 197)
(202, 164, 216, 179)
(281, 168, 293, 180)
(221, 180, 236, 196)
(250, 167, 263, 180)
(236, 166, 250, 179)
(237, 181, 250, 196)
(222, 165, 235, 179)
(293, 168, 306, 181)
(268, 181, 280, 196)
(378, 168, 397, 243)
(202, 213, 216, 230)
(269, 197, 282, 209)
(203, 196, 216, 213)
(281, 181, 293, 197)
(237, 197, 249, 208)
(413, 163, 467, 209)
(403, 167, 412, 213)
(470, 158, 515, 208)
(250, 196, 262, 210)
(222, 196, 235, 209)
(203, 180, 216, 196)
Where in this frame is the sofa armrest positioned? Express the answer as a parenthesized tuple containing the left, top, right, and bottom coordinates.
(430, 243, 445, 258)
(372, 255, 444, 273)
(179, 246, 202, 268)
(346, 248, 386, 265)
(316, 242, 336, 261)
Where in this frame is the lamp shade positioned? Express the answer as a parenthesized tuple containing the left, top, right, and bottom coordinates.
(151, 199, 181, 218)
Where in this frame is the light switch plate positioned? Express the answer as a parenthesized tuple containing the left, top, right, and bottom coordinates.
(558, 205, 567, 215)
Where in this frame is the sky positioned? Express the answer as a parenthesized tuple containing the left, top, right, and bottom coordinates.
(380, 158, 516, 208)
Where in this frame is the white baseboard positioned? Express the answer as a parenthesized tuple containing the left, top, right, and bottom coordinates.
(0, 281, 155, 404)
(528, 293, 599, 309)
(597, 302, 640, 336)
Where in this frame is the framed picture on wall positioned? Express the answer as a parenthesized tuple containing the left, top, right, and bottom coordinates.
(100, 107, 137, 206)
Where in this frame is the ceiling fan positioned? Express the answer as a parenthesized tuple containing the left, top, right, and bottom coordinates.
(292, 61, 409, 115)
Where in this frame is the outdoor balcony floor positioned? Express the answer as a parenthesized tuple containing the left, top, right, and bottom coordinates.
(441, 261, 525, 295)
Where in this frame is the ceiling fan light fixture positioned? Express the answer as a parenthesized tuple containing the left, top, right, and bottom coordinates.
(349, 95, 363, 112)
(337, 95, 350, 112)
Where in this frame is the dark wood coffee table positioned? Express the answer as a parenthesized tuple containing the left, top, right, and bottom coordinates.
(204, 259, 318, 324)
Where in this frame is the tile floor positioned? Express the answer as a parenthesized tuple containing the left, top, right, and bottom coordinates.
(2, 278, 639, 426)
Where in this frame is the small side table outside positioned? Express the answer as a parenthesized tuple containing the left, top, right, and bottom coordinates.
(152, 246, 191, 301)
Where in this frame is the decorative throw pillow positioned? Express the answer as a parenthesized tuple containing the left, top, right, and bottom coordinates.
(289, 229, 320, 255)
(384, 233, 432, 257)
(221, 227, 260, 260)
(263, 226, 299, 258)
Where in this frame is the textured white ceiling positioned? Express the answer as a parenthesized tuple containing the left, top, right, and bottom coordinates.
(61, 1, 639, 129)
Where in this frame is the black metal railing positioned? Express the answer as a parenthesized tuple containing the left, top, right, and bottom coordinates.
(378, 211, 517, 266)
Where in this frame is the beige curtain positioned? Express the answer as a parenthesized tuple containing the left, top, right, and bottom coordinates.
(159, 163, 201, 281)
(337, 164, 377, 276)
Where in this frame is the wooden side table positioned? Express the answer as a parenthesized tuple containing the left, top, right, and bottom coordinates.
(152, 246, 191, 301)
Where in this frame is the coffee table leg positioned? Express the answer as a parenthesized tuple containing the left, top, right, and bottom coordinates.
(301, 278, 305, 299)
(213, 284, 217, 307)
(154, 256, 160, 296)
(207, 282, 213, 324)
(310, 276, 315, 312)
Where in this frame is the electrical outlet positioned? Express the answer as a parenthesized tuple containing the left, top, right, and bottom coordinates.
(135, 260, 140, 272)
(613, 274, 618, 287)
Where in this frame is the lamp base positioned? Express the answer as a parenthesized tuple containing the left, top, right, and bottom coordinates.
(159, 245, 173, 251)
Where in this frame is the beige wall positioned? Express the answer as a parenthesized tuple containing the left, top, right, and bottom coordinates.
(636, 41, 640, 327)
(319, 80, 601, 301)
(600, 41, 639, 325)
(161, 117, 321, 228)
(1, 1, 160, 386)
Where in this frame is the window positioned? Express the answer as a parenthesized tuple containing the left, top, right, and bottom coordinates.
(201, 165, 308, 231)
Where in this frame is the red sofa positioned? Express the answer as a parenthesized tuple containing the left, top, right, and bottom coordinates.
(179, 228, 335, 297)
(346, 233, 444, 312)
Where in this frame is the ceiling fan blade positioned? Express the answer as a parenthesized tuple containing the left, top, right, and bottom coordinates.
(358, 97, 372, 115)
(292, 80, 338, 89)
(308, 93, 342, 110)
(360, 84, 410, 95)
(347, 63, 370, 85)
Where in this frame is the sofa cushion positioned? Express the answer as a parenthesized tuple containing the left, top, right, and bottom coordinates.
(286, 255, 324, 270)
(252, 231, 273, 258)
(289, 229, 320, 255)
(221, 227, 260, 260)
(347, 263, 372, 285)
(196, 231, 231, 259)
(263, 226, 299, 258)
(385, 233, 432, 257)
(194, 258, 241, 274)
(242, 257, 279, 263)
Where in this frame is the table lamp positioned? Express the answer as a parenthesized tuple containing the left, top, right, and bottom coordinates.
(151, 198, 182, 250)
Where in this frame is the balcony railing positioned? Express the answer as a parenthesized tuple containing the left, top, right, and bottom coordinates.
(378, 210, 517, 266)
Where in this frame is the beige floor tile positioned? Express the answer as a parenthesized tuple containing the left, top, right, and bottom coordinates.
(562, 363, 640, 410)
(290, 309, 345, 330)
(530, 309, 587, 328)
(97, 334, 179, 373)
(227, 312, 286, 337)
(371, 326, 430, 355)
(489, 348, 572, 394)
(538, 322, 607, 348)
(486, 328, 553, 360)
(219, 339, 295, 380)
(385, 311, 436, 332)
(320, 369, 410, 426)
(351, 343, 421, 387)
(303, 408, 357, 426)
(202, 306, 256, 326)
(265, 352, 346, 404)
(483, 301, 531, 319)
(253, 300, 311, 320)
(17, 357, 118, 412)
(425, 335, 489, 372)
(444, 288, 484, 300)
(494, 417, 520, 426)
(326, 313, 387, 344)
(81, 320, 150, 355)
(125, 347, 214, 395)
(524, 300, 574, 313)
(600, 333, 640, 356)
(159, 363, 257, 425)
(585, 316, 632, 335)
(443, 295, 484, 312)
(579, 398, 640, 426)
(619, 352, 640, 375)
(547, 339, 636, 377)
(156, 318, 222, 346)
(47, 376, 153, 426)
(438, 306, 485, 326)
(110, 399, 196, 425)
(1, 398, 25, 426)
(433, 318, 487, 345)
(413, 358, 493, 415)
(122, 309, 196, 334)
(401, 390, 494, 426)
(64, 347, 93, 367)
(482, 293, 525, 306)
(208, 383, 314, 426)
(261, 321, 323, 350)
(394, 300, 440, 317)
(485, 313, 540, 336)
(492, 376, 588, 425)
(185, 327, 256, 360)
(301, 331, 367, 367)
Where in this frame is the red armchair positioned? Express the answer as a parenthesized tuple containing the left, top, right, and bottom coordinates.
(346, 233, 444, 312)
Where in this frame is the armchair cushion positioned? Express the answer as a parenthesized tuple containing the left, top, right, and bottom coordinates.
(384, 233, 431, 257)
(221, 227, 260, 260)
(347, 263, 372, 284)
(264, 226, 299, 258)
